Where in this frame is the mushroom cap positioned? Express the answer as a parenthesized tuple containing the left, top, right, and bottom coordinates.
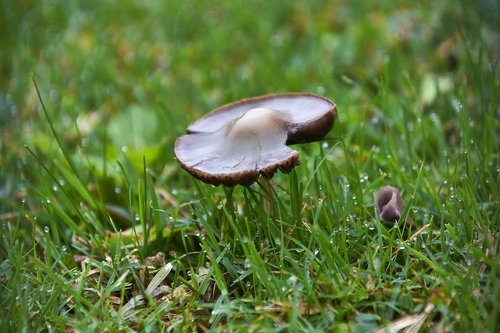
(375, 186, 405, 223)
(175, 93, 336, 186)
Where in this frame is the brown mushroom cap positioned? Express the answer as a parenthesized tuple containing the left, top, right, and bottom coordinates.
(174, 93, 337, 186)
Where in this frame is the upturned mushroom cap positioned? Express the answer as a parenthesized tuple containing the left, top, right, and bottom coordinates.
(175, 93, 336, 186)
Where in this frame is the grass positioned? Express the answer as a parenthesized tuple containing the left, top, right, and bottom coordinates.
(1, 0, 499, 332)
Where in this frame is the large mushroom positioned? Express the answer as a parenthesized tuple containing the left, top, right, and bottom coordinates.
(174, 93, 336, 186)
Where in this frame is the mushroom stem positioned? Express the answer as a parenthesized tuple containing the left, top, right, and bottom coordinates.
(257, 177, 278, 219)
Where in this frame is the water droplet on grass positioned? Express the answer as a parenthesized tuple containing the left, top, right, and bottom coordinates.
(244, 259, 251, 268)
(44, 226, 49, 233)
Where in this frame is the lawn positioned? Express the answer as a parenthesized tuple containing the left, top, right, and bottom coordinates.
(1, 1, 499, 332)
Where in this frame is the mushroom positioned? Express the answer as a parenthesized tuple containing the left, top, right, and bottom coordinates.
(375, 186, 414, 226)
(174, 93, 336, 186)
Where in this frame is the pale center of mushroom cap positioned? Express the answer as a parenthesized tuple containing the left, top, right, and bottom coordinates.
(225, 107, 288, 139)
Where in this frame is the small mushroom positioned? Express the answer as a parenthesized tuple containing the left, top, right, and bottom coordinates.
(376, 186, 413, 225)
(175, 93, 336, 186)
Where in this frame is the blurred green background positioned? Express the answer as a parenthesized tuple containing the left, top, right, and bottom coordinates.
(0, 0, 498, 331)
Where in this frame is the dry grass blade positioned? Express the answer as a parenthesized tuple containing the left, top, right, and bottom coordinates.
(121, 263, 173, 315)
(146, 263, 173, 294)
(376, 303, 435, 333)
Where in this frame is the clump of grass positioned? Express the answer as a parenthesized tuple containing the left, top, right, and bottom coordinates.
(1, 1, 498, 332)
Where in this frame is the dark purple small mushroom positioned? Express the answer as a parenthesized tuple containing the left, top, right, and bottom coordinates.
(375, 186, 408, 224)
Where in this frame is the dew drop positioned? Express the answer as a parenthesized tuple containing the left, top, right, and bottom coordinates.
(120, 145, 128, 152)
(239, 257, 249, 268)
(44, 226, 50, 233)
